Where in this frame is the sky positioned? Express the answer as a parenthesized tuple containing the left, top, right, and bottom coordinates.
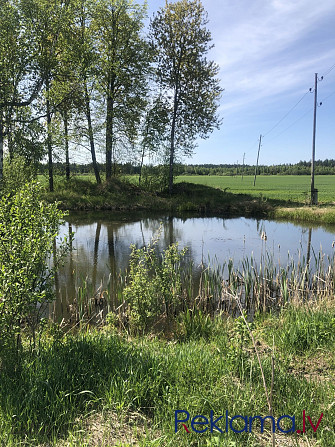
(143, 0, 335, 166)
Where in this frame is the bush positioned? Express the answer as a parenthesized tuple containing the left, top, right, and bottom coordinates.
(2, 154, 36, 195)
(123, 229, 187, 332)
(140, 165, 170, 192)
(0, 181, 70, 349)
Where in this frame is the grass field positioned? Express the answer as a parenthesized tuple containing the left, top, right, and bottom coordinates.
(4, 174, 333, 445)
(175, 175, 335, 205)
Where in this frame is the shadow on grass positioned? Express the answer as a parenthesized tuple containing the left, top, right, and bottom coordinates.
(0, 333, 168, 444)
(166, 182, 297, 214)
(44, 176, 330, 220)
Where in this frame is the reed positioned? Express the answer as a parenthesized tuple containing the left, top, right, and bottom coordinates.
(58, 242, 335, 337)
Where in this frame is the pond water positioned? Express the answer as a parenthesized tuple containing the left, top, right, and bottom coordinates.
(53, 212, 335, 320)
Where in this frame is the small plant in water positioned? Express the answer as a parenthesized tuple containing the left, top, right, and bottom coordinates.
(123, 226, 187, 333)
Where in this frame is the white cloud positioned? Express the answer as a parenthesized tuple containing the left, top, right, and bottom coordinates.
(205, 0, 335, 113)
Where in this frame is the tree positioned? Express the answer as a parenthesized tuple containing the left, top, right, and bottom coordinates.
(138, 95, 170, 186)
(20, 0, 74, 192)
(92, 0, 150, 180)
(150, 0, 223, 193)
(0, 0, 43, 186)
(71, 0, 102, 184)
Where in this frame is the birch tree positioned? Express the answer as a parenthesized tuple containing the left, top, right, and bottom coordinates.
(150, 0, 222, 193)
(92, 0, 150, 180)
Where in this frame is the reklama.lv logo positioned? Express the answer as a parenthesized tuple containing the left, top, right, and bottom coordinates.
(175, 410, 323, 434)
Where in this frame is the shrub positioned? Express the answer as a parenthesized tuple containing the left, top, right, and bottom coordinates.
(123, 229, 187, 332)
(140, 165, 170, 192)
(0, 181, 71, 349)
(2, 154, 36, 195)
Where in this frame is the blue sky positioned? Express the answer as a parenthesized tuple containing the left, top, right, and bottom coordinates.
(144, 0, 335, 166)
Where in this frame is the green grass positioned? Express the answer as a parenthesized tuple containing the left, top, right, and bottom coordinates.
(1, 302, 335, 446)
(38, 173, 335, 224)
(176, 175, 335, 205)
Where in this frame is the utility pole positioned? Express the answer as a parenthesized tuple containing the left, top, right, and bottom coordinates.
(242, 152, 245, 180)
(253, 135, 262, 187)
(310, 73, 323, 205)
(311, 73, 317, 205)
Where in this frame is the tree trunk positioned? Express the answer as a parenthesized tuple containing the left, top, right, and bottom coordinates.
(84, 83, 101, 184)
(168, 121, 175, 194)
(46, 77, 53, 192)
(106, 95, 113, 181)
(169, 90, 179, 194)
(63, 110, 70, 180)
(139, 144, 145, 186)
(8, 128, 13, 162)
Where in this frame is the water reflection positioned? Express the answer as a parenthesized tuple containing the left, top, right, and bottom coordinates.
(53, 213, 335, 321)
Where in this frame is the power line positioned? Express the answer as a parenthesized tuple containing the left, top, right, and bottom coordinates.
(320, 89, 335, 103)
(263, 90, 310, 137)
(266, 107, 312, 142)
(266, 88, 335, 142)
(322, 62, 335, 78)
(262, 63, 334, 140)
(241, 139, 259, 160)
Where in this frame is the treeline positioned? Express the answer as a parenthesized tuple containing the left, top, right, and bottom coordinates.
(41, 159, 335, 177)
(180, 160, 335, 176)
(0, 0, 222, 193)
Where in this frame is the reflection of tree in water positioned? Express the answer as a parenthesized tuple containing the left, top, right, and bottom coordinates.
(139, 216, 185, 244)
(107, 224, 119, 309)
(54, 214, 331, 321)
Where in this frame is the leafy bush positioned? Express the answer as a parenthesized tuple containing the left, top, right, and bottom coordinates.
(123, 229, 187, 332)
(2, 154, 36, 195)
(140, 165, 170, 192)
(0, 181, 70, 349)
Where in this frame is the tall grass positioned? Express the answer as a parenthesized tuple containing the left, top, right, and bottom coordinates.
(1, 306, 335, 446)
(59, 244, 335, 334)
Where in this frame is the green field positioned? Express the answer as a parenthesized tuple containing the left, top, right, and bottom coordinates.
(176, 175, 335, 205)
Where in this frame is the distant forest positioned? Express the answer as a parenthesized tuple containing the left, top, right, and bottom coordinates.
(39, 159, 335, 177)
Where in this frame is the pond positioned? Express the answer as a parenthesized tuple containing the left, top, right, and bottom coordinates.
(52, 212, 335, 321)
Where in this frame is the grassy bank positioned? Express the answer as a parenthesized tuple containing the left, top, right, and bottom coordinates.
(41, 176, 271, 216)
(1, 300, 334, 446)
(40, 174, 335, 224)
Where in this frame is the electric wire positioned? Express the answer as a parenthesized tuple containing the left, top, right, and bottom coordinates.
(266, 107, 313, 142)
(266, 88, 335, 142)
(261, 63, 335, 142)
(262, 90, 310, 137)
(320, 89, 335, 103)
(322, 63, 335, 78)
